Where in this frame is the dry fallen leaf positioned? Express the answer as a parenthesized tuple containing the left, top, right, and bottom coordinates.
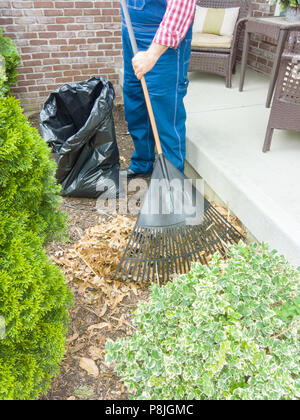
(79, 358, 99, 377)
(67, 333, 79, 344)
(99, 302, 108, 317)
(89, 346, 103, 360)
(87, 322, 109, 332)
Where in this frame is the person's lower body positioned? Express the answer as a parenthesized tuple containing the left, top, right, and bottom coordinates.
(122, 25, 192, 174)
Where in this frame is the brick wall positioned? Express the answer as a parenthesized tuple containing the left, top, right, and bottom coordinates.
(1, 0, 280, 111)
(0, 1, 123, 111)
(238, 0, 278, 74)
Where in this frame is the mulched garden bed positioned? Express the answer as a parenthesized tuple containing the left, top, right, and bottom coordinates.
(29, 105, 244, 400)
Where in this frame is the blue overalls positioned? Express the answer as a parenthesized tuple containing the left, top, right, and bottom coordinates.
(122, 0, 193, 174)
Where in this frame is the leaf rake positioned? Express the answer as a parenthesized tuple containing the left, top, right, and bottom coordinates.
(115, 0, 243, 284)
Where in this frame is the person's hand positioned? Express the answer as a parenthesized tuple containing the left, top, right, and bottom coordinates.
(132, 50, 158, 80)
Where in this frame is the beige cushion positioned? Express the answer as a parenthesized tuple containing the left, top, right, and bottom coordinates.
(193, 6, 240, 37)
(192, 33, 232, 49)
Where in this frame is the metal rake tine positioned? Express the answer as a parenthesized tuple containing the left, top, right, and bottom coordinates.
(172, 227, 183, 274)
(117, 225, 141, 280)
(202, 215, 226, 255)
(206, 207, 241, 244)
(195, 222, 216, 256)
(203, 211, 227, 249)
(207, 213, 233, 247)
(184, 225, 204, 265)
(164, 229, 170, 282)
(181, 227, 193, 272)
(160, 229, 165, 281)
(132, 228, 151, 283)
(169, 227, 178, 275)
(157, 227, 162, 283)
(167, 227, 175, 277)
(150, 229, 159, 284)
(176, 226, 189, 273)
(141, 228, 155, 283)
(122, 226, 146, 281)
(208, 205, 242, 237)
(187, 225, 208, 265)
(114, 225, 140, 280)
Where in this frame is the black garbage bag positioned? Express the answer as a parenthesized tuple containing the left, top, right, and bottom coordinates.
(40, 76, 120, 198)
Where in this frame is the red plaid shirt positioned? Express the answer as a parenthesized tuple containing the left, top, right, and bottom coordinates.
(154, 0, 197, 48)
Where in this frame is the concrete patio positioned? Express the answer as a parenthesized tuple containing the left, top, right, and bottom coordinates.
(185, 67, 300, 267)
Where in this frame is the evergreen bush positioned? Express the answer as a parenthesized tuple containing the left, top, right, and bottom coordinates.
(0, 59, 6, 97)
(0, 96, 72, 400)
(0, 96, 66, 242)
(0, 29, 21, 94)
(106, 243, 300, 400)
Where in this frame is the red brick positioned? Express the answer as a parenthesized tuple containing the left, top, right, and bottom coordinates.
(55, 1, 74, 7)
(19, 80, 36, 87)
(34, 1, 54, 7)
(69, 38, 86, 44)
(64, 70, 81, 76)
(56, 17, 74, 23)
(52, 52, 68, 58)
(84, 9, 101, 15)
(24, 60, 42, 67)
(64, 9, 83, 16)
(22, 32, 38, 39)
(70, 51, 86, 57)
(27, 73, 43, 79)
(39, 32, 58, 38)
(45, 71, 63, 78)
(53, 64, 71, 70)
(32, 53, 50, 59)
(12, 1, 33, 9)
(0, 18, 13, 24)
(47, 25, 65, 31)
(94, 1, 112, 6)
(66, 24, 84, 30)
(105, 50, 120, 56)
(75, 1, 93, 7)
(60, 45, 77, 51)
(102, 8, 119, 15)
(50, 39, 68, 45)
(72, 63, 89, 69)
(44, 58, 60, 64)
(30, 39, 48, 45)
(28, 85, 47, 92)
(56, 77, 72, 83)
(44, 9, 64, 16)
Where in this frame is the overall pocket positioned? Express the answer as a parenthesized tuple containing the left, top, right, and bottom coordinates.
(127, 0, 146, 10)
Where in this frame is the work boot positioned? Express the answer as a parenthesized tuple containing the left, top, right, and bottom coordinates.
(120, 168, 153, 180)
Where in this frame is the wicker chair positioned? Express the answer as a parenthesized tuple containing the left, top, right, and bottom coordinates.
(263, 31, 300, 152)
(189, 0, 252, 88)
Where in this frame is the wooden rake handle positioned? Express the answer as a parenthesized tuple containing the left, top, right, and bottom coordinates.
(120, 0, 163, 156)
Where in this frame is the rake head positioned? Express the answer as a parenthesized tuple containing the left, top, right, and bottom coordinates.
(114, 155, 243, 284)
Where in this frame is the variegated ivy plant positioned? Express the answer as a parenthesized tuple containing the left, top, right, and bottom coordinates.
(106, 242, 300, 400)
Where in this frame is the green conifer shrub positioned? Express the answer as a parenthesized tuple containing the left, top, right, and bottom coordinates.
(0, 63, 6, 97)
(0, 96, 72, 400)
(0, 29, 21, 94)
(106, 243, 300, 400)
(0, 96, 66, 242)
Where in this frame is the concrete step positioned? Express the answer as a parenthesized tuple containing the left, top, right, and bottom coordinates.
(186, 68, 300, 267)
